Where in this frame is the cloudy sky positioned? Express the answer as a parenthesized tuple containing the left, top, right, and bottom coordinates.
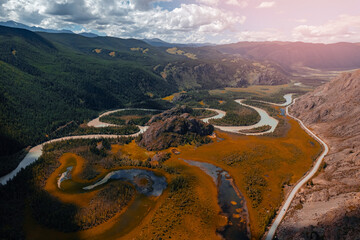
(1, 0, 359, 43)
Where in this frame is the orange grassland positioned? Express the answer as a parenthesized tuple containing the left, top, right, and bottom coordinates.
(27, 109, 321, 239)
(175, 115, 322, 239)
(27, 144, 226, 239)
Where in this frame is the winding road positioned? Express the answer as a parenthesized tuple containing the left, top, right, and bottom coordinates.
(0, 96, 293, 185)
(264, 98, 329, 240)
(0, 109, 154, 185)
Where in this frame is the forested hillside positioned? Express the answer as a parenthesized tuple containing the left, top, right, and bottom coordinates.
(0, 25, 289, 157)
(0, 26, 175, 156)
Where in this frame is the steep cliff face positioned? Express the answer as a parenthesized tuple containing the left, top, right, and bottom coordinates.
(277, 70, 360, 239)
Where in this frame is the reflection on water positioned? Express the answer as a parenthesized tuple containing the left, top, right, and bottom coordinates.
(183, 159, 250, 240)
(83, 169, 167, 197)
(57, 166, 73, 189)
(57, 168, 167, 240)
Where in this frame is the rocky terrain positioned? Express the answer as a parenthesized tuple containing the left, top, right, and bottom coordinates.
(277, 70, 360, 239)
(138, 106, 214, 150)
(154, 60, 288, 90)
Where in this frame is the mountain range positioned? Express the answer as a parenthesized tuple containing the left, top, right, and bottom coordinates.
(1, 21, 360, 159)
(0, 25, 288, 156)
(215, 41, 360, 71)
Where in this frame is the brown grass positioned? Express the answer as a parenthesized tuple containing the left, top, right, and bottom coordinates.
(44, 153, 98, 207)
(28, 105, 321, 239)
(174, 115, 322, 238)
(27, 145, 224, 240)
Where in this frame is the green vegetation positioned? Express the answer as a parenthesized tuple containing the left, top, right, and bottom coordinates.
(210, 110, 260, 126)
(245, 171, 268, 208)
(191, 109, 217, 119)
(99, 109, 161, 126)
(0, 25, 289, 159)
(71, 125, 139, 136)
(240, 125, 272, 134)
(0, 26, 176, 157)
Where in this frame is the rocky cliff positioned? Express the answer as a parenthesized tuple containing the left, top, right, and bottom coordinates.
(154, 60, 289, 90)
(138, 106, 214, 151)
(277, 70, 360, 239)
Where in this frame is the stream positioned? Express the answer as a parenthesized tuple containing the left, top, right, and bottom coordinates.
(183, 159, 250, 240)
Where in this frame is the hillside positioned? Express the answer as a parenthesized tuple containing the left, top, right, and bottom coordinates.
(0, 26, 290, 157)
(277, 70, 360, 239)
(214, 41, 360, 71)
(0, 26, 176, 156)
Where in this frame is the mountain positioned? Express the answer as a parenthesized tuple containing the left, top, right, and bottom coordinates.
(0, 20, 74, 34)
(143, 38, 213, 48)
(79, 32, 99, 38)
(0, 21, 99, 38)
(277, 70, 360, 239)
(214, 41, 360, 71)
(0, 25, 175, 156)
(0, 25, 289, 157)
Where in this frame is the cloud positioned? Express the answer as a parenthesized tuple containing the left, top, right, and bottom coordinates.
(236, 29, 285, 42)
(292, 15, 360, 43)
(294, 19, 307, 23)
(226, 0, 248, 8)
(196, 0, 248, 8)
(111, 4, 246, 42)
(195, 0, 220, 6)
(0, 0, 246, 43)
(131, 0, 171, 11)
(46, 0, 98, 24)
(256, 1, 275, 8)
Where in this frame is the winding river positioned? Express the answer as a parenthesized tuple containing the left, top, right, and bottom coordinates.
(0, 95, 293, 185)
(0, 109, 157, 185)
(1, 92, 327, 240)
(82, 169, 167, 197)
(204, 94, 293, 135)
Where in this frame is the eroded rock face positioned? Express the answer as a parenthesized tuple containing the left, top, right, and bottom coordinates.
(138, 106, 214, 151)
(277, 70, 360, 239)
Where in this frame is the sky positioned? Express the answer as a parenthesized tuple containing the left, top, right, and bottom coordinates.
(0, 0, 359, 44)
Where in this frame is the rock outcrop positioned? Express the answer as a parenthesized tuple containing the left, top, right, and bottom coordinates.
(155, 60, 289, 90)
(277, 70, 360, 239)
(138, 106, 214, 151)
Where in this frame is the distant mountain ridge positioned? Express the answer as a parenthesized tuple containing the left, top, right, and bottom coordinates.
(0, 20, 75, 34)
(0, 25, 289, 156)
(214, 41, 360, 71)
(0, 20, 101, 38)
(143, 38, 214, 48)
